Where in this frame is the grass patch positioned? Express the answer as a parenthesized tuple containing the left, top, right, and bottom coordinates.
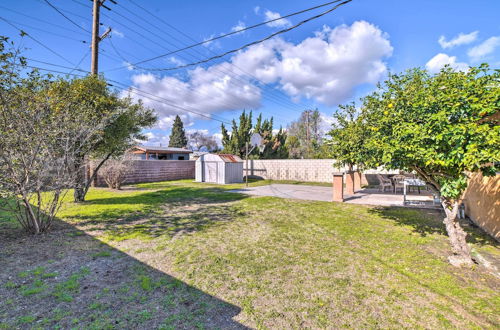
(0, 180, 498, 328)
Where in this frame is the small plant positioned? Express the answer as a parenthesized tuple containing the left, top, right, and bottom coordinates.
(99, 155, 133, 190)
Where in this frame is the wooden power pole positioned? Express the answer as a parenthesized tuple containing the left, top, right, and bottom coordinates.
(91, 0, 114, 75)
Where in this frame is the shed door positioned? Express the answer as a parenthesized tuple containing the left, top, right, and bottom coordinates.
(205, 162, 218, 182)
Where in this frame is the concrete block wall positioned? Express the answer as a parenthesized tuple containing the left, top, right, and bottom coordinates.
(244, 159, 343, 183)
(92, 160, 195, 186)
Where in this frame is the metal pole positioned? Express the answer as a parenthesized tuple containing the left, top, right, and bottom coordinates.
(245, 142, 249, 187)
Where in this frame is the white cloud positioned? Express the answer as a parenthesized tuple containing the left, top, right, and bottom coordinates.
(168, 57, 185, 66)
(467, 36, 500, 61)
(123, 61, 134, 71)
(137, 131, 169, 147)
(253, 6, 260, 15)
(127, 67, 261, 128)
(438, 31, 478, 49)
(202, 34, 215, 47)
(127, 21, 392, 126)
(232, 20, 393, 105)
(231, 21, 246, 34)
(264, 10, 291, 28)
(425, 53, 469, 73)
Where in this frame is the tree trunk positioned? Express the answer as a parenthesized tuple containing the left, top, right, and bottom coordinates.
(441, 200, 474, 267)
(82, 152, 113, 198)
(73, 154, 86, 202)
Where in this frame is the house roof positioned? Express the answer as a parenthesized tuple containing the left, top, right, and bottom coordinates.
(133, 145, 193, 154)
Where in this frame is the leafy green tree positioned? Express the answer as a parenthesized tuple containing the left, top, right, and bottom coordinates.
(221, 111, 288, 158)
(168, 115, 188, 148)
(360, 64, 499, 266)
(221, 110, 253, 157)
(325, 103, 369, 171)
(253, 113, 288, 159)
(0, 38, 123, 232)
(47, 76, 157, 202)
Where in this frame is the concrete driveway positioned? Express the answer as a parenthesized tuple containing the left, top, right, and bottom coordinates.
(231, 184, 332, 202)
(231, 184, 436, 208)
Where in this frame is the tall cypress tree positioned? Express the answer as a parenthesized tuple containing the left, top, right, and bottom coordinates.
(168, 115, 187, 148)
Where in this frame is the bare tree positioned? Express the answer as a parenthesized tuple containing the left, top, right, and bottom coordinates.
(99, 155, 133, 190)
(188, 131, 218, 152)
(0, 39, 107, 234)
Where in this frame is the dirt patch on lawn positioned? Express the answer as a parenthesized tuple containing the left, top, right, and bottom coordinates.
(0, 220, 247, 329)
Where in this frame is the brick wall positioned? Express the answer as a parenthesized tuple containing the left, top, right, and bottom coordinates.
(92, 160, 195, 186)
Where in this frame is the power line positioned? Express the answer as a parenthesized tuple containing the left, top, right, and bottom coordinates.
(112, 1, 305, 113)
(97, 13, 296, 119)
(132, 0, 352, 72)
(0, 5, 89, 37)
(0, 17, 78, 67)
(15, 62, 232, 124)
(42, 0, 91, 33)
(115, 0, 349, 70)
(0, 18, 87, 43)
(69, 50, 91, 74)
(25, 58, 88, 73)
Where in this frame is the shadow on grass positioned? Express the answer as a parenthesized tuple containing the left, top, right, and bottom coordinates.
(64, 186, 250, 240)
(368, 206, 499, 247)
(0, 215, 248, 328)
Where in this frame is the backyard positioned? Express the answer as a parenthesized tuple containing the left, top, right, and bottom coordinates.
(0, 180, 499, 329)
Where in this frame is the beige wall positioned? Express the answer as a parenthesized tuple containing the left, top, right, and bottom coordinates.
(244, 159, 342, 183)
(463, 172, 500, 241)
(92, 160, 195, 186)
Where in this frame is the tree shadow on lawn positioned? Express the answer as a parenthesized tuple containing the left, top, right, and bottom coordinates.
(66, 186, 250, 240)
(0, 217, 248, 329)
(368, 206, 499, 248)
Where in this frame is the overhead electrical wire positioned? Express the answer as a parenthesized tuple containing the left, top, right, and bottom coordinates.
(117, 0, 349, 69)
(96, 13, 295, 121)
(15, 63, 233, 125)
(0, 5, 89, 37)
(112, 0, 305, 114)
(0, 18, 87, 43)
(42, 0, 91, 33)
(0, 17, 78, 67)
(128, 0, 352, 72)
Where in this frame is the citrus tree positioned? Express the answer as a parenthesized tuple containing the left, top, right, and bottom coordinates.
(360, 64, 499, 266)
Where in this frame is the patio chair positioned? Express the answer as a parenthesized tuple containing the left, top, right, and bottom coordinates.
(376, 174, 393, 192)
(392, 175, 406, 194)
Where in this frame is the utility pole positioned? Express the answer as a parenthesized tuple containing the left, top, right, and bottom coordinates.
(91, 0, 115, 75)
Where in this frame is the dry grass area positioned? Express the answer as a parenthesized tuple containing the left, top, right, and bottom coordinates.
(0, 179, 499, 329)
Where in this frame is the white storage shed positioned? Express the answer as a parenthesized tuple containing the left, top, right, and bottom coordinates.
(195, 154, 243, 184)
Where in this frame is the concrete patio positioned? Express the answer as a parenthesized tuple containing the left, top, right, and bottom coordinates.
(231, 184, 439, 208)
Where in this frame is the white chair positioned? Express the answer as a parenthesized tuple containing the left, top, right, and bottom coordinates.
(392, 175, 406, 194)
(377, 174, 393, 192)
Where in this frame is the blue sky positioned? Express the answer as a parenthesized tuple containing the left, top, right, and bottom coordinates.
(1, 0, 499, 146)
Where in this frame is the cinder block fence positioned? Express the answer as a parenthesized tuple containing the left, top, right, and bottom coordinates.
(91, 160, 195, 186)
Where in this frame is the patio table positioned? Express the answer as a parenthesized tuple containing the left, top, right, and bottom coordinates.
(403, 178, 426, 204)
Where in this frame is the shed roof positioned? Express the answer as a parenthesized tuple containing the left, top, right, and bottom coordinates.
(218, 154, 243, 163)
(133, 145, 193, 154)
(197, 153, 243, 162)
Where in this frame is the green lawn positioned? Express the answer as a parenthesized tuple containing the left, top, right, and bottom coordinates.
(0, 180, 499, 329)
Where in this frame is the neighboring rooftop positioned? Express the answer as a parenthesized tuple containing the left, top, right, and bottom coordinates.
(132, 145, 193, 154)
